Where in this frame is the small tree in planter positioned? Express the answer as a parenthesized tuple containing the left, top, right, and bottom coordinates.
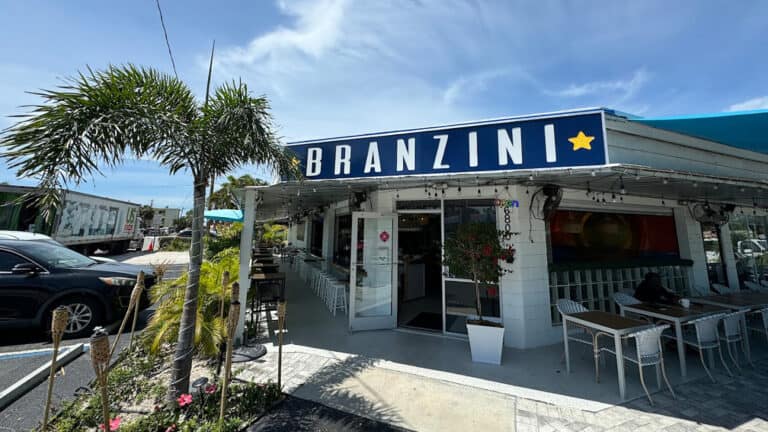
(443, 222, 515, 364)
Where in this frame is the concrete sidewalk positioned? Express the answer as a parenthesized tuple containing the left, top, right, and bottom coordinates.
(241, 346, 768, 432)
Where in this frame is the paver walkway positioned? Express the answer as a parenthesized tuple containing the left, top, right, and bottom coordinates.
(241, 345, 768, 432)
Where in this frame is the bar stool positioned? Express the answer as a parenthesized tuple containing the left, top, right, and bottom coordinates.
(328, 279, 347, 316)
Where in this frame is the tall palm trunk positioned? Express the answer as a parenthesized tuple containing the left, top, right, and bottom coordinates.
(168, 177, 206, 400)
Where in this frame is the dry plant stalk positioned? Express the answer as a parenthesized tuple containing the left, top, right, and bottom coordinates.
(42, 306, 69, 431)
(150, 259, 170, 283)
(219, 270, 230, 320)
(128, 273, 146, 350)
(90, 329, 111, 431)
(219, 301, 240, 426)
(109, 271, 145, 358)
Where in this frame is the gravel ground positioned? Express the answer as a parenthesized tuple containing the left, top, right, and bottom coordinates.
(247, 396, 412, 432)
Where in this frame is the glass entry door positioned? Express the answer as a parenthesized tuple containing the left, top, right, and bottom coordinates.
(349, 212, 397, 331)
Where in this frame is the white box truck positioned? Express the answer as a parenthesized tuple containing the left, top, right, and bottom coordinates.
(0, 185, 142, 254)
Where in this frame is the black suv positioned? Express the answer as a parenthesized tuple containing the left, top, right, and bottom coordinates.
(0, 239, 154, 337)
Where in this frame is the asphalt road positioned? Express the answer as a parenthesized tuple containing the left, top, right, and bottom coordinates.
(0, 251, 188, 432)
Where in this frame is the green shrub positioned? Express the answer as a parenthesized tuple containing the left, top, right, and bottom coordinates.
(159, 237, 191, 251)
(142, 248, 240, 356)
(205, 223, 242, 259)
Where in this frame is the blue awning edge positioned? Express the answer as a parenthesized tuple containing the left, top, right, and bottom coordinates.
(204, 209, 243, 222)
(630, 109, 768, 155)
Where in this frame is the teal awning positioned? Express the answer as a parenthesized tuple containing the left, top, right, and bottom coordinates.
(204, 209, 243, 222)
(631, 109, 768, 155)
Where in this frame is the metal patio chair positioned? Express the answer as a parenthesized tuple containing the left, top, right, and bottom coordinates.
(747, 307, 768, 345)
(744, 281, 767, 293)
(557, 299, 606, 382)
(680, 313, 732, 383)
(720, 309, 752, 370)
(600, 324, 676, 406)
(613, 292, 641, 316)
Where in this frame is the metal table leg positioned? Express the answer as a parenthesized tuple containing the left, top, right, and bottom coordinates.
(563, 318, 571, 374)
(675, 320, 687, 377)
(614, 333, 626, 400)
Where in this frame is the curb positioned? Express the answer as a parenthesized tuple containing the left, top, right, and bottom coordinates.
(0, 343, 86, 410)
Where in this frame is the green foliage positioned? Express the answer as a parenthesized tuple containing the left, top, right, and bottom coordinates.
(205, 222, 242, 259)
(160, 237, 191, 251)
(48, 348, 281, 432)
(140, 205, 155, 228)
(443, 223, 514, 321)
(209, 174, 267, 209)
(142, 248, 240, 357)
(49, 348, 165, 431)
(0, 63, 302, 397)
(173, 210, 193, 231)
(261, 222, 288, 246)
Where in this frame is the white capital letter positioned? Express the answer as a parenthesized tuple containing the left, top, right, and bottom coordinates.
(497, 127, 522, 166)
(544, 124, 557, 163)
(396, 138, 415, 172)
(364, 141, 382, 173)
(468, 131, 478, 167)
(306, 148, 322, 177)
(433, 135, 449, 169)
(334, 144, 351, 175)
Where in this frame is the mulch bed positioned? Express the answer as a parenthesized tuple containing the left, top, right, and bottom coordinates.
(246, 395, 411, 432)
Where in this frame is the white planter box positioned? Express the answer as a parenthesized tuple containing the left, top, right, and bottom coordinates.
(466, 322, 505, 365)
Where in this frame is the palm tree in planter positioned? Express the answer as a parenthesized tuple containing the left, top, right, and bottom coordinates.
(443, 222, 515, 364)
(0, 65, 299, 400)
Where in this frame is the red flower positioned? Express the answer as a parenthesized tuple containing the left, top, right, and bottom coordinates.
(99, 417, 121, 431)
(204, 384, 217, 394)
(482, 245, 492, 257)
(165, 424, 177, 432)
(177, 393, 193, 407)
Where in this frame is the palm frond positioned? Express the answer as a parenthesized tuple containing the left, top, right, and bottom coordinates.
(0, 64, 197, 217)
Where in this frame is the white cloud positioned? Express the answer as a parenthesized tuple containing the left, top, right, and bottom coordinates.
(548, 69, 650, 101)
(442, 68, 535, 105)
(727, 96, 768, 112)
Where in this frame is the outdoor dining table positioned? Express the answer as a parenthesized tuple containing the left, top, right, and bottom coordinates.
(689, 291, 768, 362)
(562, 310, 651, 400)
(620, 302, 724, 378)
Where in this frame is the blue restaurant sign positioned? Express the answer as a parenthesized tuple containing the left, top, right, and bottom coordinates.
(286, 109, 607, 180)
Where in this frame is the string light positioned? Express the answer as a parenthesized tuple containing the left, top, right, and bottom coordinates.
(619, 177, 626, 195)
(662, 178, 669, 185)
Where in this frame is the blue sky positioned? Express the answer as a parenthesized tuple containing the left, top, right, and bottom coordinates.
(1, 0, 767, 210)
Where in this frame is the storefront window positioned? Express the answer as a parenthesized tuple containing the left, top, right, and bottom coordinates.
(443, 199, 499, 334)
(549, 210, 680, 265)
(333, 214, 352, 268)
(309, 215, 323, 257)
(295, 221, 305, 241)
(728, 214, 768, 289)
(701, 222, 727, 287)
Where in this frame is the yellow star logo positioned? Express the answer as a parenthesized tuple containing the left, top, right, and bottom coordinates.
(568, 131, 594, 151)
(291, 157, 301, 167)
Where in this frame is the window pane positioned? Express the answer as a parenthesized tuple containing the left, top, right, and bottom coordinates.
(0, 251, 29, 272)
(443, 199, 495, 279)
(445, 280, 500, 334)
(310, 216, 324, 256)
(333, 214, 352, 268)
(729, 213, 768, 288)
(701, 222, 727, 286)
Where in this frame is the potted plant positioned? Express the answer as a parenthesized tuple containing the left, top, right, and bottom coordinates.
(443, 223, 515, 364)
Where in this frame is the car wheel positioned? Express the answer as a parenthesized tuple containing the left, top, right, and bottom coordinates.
(49, 297, 104, 338)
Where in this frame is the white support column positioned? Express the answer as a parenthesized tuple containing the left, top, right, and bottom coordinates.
(719, 223, 740, 290)
(236, 188, 257, 345)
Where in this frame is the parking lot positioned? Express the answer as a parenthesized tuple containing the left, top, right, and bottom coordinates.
(0, 251, 188, 432)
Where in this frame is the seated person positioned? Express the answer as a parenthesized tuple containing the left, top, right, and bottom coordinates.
(634, 272, 680, 304)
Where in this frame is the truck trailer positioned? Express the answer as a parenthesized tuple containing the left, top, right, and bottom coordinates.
(0, 185, 141, 254)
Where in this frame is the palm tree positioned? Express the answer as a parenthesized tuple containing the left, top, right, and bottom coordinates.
(0, 65, 299, 400)
(208, 174, 267, 209)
